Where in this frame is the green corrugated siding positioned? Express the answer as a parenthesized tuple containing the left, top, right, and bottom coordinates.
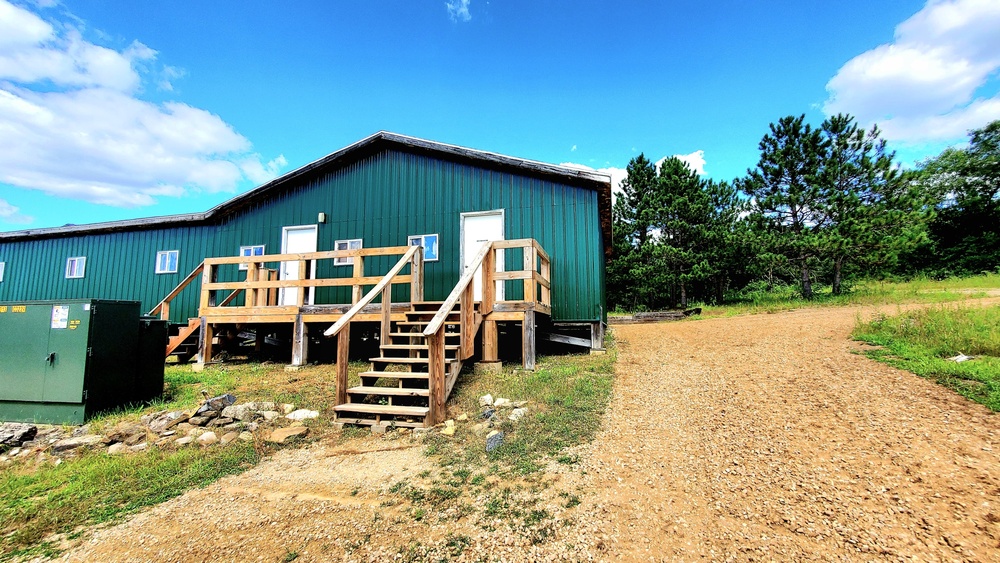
(0, 149, 605, 322)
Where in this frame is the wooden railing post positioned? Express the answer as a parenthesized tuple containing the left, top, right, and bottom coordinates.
(352, 255, 364, 304)
(199, 263, 214, 313)
(460, 282, 474, 360)
(410, 246, 424, 303)
(481, 246, 495, 315)
(160, 302, 170, 321)
(427, 328, 446, 425)
(380, 286, 391, 342)
(296, 260, 307, 306)
(540, 255, 551, 307)
(336, 325, 350, 406)
(247, 261, 259, 308)
(523, 245, 537, 305)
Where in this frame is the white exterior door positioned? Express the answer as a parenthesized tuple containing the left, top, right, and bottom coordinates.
(280, 225, 318, 306)
(461, 211, 504, 301)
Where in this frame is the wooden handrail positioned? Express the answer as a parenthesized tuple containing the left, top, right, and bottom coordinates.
(323, 245, 420, 337)
(422, 242, 493, 337)
(203, 246, 412, 266)
(147, 261, 205, 320)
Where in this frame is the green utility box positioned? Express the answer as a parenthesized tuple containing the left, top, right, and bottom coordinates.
(0, 300, 166, 425)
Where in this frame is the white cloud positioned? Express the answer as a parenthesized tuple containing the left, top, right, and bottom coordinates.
(659, 150, 707, 175)
(0, 198, 33, 224)
(824, 0, 1000, 144)
(446, 0, 471, 22)
(0, 0, 285, 210)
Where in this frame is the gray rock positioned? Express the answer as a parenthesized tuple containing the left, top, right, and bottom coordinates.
(479, 394, 494, 407)
(222, 422, 244, 431)
(486, 431, 505, 452)
(371, 424, 387, 435)
(260, 411, 281, 421)
(129, 443, 148, 453)
(20, 440, 40, 449)
(195, 393, 237, 415)
(51, 435, 103, 454)
(493, 398, 511, 408)
(480, 408, 496, 420)
(267, 427, 308, 443)
(512, 400, 528, 408)
(197, 432, 218, 446)
(124, 433, 147, 446)
(107, 443, 126, 455)
(187, 416, 210, 426)
(0, 422, 37, 448)
(509, 408, 528, 422)
(148, 411, 189, 434)
(174, 436, 193, 446)
(208, 417, 234, 427)
(220, 431, 239, 445)
(71, 424, 91, 438)
(199, 410, 219, 419)
(238, 431, 254, 442)
(285, 409, 319, 420)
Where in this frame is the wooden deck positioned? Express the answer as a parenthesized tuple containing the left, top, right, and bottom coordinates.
(148, 239, 556, 427)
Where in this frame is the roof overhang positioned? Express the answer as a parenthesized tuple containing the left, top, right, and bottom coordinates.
(1, 132, 613, 256)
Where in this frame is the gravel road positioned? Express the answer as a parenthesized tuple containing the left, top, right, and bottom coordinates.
(57, 303, 1000, 562)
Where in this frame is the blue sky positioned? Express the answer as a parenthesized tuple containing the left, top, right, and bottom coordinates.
(2, 0, 999, 229)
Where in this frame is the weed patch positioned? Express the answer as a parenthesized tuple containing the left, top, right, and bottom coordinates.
(854, 304, 1000, 411)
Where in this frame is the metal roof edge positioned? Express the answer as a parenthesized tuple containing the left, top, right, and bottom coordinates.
(1, 131, 612, 241)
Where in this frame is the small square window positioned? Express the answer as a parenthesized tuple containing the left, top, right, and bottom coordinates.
(0, 261, 5, 282)
(238, 245, 266, 270)
(334, 239, 362, 266)
(155, 250, 179, 274)
(66, 256, 86, 279)
(408, 234, 439, 262)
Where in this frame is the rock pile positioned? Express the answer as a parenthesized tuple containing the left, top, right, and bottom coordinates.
(0, 393, 320, 464)
(412, 393, 529, 452)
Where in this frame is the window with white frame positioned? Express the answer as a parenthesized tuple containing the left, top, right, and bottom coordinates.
(238, 245, 266, 270)
(334, 239, 362, 266)
(0, 261, 5, 282)
(155, 250, 179, 274)
(408, 234, 439, 261)
(65, 256, 86, 279)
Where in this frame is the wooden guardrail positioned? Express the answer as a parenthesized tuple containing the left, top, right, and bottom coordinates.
(420, 238, 550, 423)
(148, 261, 204, 321)
(198, 245, 423, 319)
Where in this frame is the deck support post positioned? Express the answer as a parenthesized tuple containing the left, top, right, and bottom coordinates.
(291, 314, 308, 367)
(522, 310, 536, 370)
(194, 317, 213, 370)
(482, 319, 498, 362)
(591, 321, 605, 351)
(335, 324, 350, 406)
(427, 329, 446, 425)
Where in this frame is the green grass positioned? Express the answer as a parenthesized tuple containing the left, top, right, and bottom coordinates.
(695, 272, 1000, 318)
(433, 340, 616, 475)
(0, 360, 371, 561)
(853, 304, 1000, 411)
(0, 443, 259, 560)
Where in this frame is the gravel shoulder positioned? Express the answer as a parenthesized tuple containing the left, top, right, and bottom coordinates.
(56, 300, 1000, 562)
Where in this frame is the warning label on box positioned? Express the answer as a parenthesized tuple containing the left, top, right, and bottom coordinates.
(51, 305, 69, 329)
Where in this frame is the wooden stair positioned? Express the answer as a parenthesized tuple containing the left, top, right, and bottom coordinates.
(165, 318, 200, 358)
(333, 301, 477, 427)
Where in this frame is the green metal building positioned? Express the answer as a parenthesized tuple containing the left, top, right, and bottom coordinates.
(0, 132, 611, 336)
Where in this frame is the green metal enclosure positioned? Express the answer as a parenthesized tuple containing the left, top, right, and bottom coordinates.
(0, 299, 165, 424)
(0, 133, 611, 326)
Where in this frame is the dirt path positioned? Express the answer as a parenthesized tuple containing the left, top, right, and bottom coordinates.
(573, 303, 1000, 561)
(57, 302, 1000, 562)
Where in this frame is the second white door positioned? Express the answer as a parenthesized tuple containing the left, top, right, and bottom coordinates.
(461, 211, 504, 301)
